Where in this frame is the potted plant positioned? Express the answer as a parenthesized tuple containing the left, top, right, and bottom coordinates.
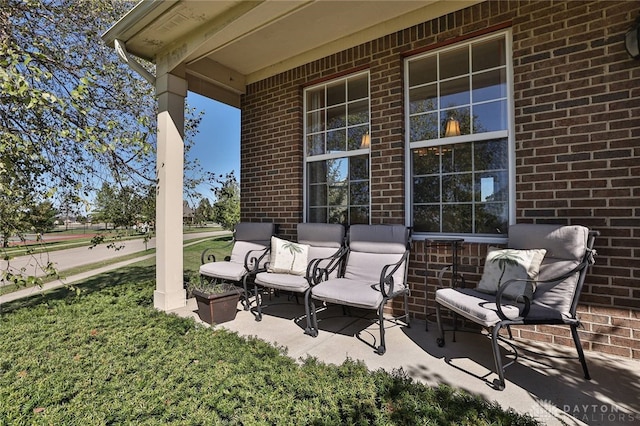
(186, 275, 242, 325)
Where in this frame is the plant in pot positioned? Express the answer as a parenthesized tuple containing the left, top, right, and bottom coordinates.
(186, 274, 243, 325)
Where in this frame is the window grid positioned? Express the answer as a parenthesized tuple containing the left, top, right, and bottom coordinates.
(406, 32, 512, 238)
(305, 72, 371, 225)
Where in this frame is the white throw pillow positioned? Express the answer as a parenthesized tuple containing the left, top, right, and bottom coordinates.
(268, 237, 310, 276)
(477, 247, 547, 301)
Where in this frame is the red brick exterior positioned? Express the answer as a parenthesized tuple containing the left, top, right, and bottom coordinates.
(240, 1, 640, 359)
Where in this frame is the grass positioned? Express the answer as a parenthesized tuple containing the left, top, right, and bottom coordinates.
(0, 244, 539, 425)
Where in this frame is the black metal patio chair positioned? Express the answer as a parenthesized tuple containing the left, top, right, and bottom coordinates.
(435, 223, 598, 390)
(199, 222, 276, 309)
(251, 223, 345, 323)
(306, 224, 412, 355)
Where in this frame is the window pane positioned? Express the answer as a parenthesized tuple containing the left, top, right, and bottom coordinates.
(327, 81, 345, 106)
(328, 184, 347, 206)
(350, 155, 369, 180)
(442, 204, 472, 233)
(442, 174, 473, 202)
(475, 138, 508, 171)
(440, 46, 469, 79)
(414, 205, 440, 232)
(350, 206, 369, 224)
(472, 37, 506, 72)
(476, 171, 508, 202)
(307, 134, 325, 156)
(309, 207, 327, 223)
(307, 161, 326, 184)
(440, 76, 469, 109)
(472, 69, 506, 102)
(307, 110, 325, 133)
(327, 158, 347, 184)
(347, 100, 368, 125)
(409, 84, 438, 114)
(306, 88, 325, 110)
(414, 176, 440, 203)
(348, 76, 368, 101)
(441, 143, 472, 173)
(409, 56, 437, 86)
(308, 183, 327, 206)
(413, 148, 440, 175)
(442, 107, 470, 137)
(410, 113, 438, 142)
(328, 207, 347, 224)
(475, 202, 508, 234)
(348, 126, 368, 151)
(327, 105, 346, 130)
(327, 130, 346, 153)
(350, 181, 369, 205)
(473, 101, 507, 132)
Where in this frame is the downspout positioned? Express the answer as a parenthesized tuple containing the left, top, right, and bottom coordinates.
(114, 39, 156, 86)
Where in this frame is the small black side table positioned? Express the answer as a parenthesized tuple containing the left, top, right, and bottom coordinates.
(424, 238, 464, 331)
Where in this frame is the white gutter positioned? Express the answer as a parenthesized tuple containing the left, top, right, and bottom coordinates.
(114, 39, 156, 86)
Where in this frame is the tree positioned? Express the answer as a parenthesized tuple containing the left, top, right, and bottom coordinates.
(1, 0, 208, 225)
(25, 201, 58, 235)
(0, 0, 214, 282)
(93, 182, 148, 230)
(213, 173, 240, 231)
(194, 198, 213, 225)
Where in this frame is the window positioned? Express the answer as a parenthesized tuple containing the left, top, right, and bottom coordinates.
(305, 73, 370, 225)
(405, 32, 513, 239)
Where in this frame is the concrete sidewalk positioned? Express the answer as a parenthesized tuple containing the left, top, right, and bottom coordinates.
(171, 294, 640, 426)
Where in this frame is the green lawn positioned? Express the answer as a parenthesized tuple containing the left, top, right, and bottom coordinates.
(0, 242, 539, 425)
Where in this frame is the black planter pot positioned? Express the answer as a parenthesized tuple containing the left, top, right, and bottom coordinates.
(192, 287, 241, 325)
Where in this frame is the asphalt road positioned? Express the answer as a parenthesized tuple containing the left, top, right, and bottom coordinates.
(0, 231, 230, 285)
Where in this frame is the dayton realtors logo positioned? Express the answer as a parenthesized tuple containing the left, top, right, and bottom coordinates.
(562, 404, 640, 423)
(530, 400, 640, 424)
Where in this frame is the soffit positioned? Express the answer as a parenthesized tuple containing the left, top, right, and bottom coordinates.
(104, 0, 480, 101)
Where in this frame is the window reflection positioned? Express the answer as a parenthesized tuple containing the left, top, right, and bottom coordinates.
(410, 137, 508, 234)
(307, 155, 370, 225)
(440, 46, 469, 79)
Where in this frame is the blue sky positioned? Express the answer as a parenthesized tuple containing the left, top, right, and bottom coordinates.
(186, 92, 240, 202)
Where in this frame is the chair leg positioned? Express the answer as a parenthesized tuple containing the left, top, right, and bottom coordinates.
(241, 276, 251, 311)
(571, 324, 591, 380)
(377, 303, 386, 355)
(403, 292, 411, 328)
(491, 324, 507, 390)
(435, 304, 446, 347)
(304, 290, 318, 337)
(254, 285, 263, 322)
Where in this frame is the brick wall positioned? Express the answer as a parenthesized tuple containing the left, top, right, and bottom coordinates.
(240, 0, 640, 359)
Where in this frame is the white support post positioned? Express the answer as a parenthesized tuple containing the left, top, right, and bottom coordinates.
(154, 72, 187, 311)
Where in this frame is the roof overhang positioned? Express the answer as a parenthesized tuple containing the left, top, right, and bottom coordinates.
(103, 0, 481, 107)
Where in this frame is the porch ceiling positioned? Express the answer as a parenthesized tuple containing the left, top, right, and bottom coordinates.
(103, 0, 480, 106)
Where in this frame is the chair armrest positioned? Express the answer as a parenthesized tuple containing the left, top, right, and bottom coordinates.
(308, 246, 347, 285)
(495, 278, 532, 320)
(494, 257, 593, 321)
(244, 247, 270, 273)
(201, 249, 217, 264)
(200, 237, 235, 264)
(379, 249, 410, 298)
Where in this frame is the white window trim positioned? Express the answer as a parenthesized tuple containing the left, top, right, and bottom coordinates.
(404, 30, 515, 243)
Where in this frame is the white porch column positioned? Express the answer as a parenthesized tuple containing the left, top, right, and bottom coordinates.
(154, 72, 187, 311)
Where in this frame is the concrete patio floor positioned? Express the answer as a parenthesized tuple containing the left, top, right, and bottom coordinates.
(170, 293, 640, 426)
